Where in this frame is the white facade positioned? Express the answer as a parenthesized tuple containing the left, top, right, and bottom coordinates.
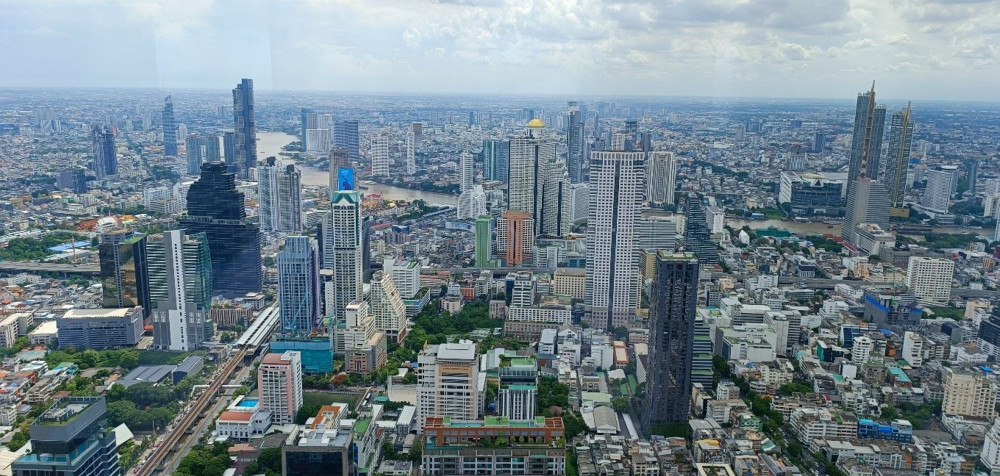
(369, 271, 407, 342)
(942, 368, 997, 419)
(370, 133, 390, 177)
(506, 306, 572, 324)
(457, 185, 487, 220)
(902, 331, 923, 367)
(384, 257, 421, 299)
(417, 342, 480, 430)
(405, 131, 416, 175)
(258, 160, 303, 232)
(507, 121, 558, 236)
(851, 336, 874, 364)
(921, 168, 954, 213)
(258, 351, 303, 425)
(906, 257, 955, 305)
(586, 151, 645, 330)
(460, 152, 474, 192)
(325, 191, 364, 320)
(982, 420, 1000, 475)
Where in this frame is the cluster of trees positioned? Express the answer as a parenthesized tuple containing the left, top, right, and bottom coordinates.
(381, 439, 422, 463)
(104, 382, 188, 431)
(806, 235, 843, 253)
(175, 442, 233, 476)
(243, 447, 282, 476)
(45, 348, 141, 370)
(0, 232, 82, 261)
(777, 381, 814, 396)
(880, 401, 942, 429)
(921, 232, 987, 249)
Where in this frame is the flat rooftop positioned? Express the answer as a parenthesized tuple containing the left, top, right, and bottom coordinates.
(62, 307, 139, 318)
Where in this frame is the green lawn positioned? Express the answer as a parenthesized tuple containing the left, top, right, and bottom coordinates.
(303, 391, 361, 410)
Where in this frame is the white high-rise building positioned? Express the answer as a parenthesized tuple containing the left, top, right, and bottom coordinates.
(370, 133, 390, 177)
(457, 185, 487, 220)
(586, 150, 646, 330)
(258, 158, 303, 232)
(369, 271, 407, 343)
(417, 341, 480, 430)
(921, 169, 954, 214)
(902, 331, 923, 367)
(460, 152, 474, 192)
(906, 257, 955, 305)
(851, 335, 874, 364)
(305, 129, 331, 153)
(508, 120, 559, 236)
(148, 230, 211, 352)
(405, 131, 416, 175)
(647, 151, 677, 206)
(568, 183, 590, 223)
(982, 420, 1000, 474)
(324, 191, 363, 321)
(336, 301, 387, 373)
(384, 257, 421, 299)
(258, 351, 303, 424)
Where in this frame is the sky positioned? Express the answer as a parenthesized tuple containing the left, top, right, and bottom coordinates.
(1, 0, 998, 100)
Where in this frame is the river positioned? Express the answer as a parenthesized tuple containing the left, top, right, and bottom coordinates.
(258, 132, 990, 235)
(256, 132, 459, 206)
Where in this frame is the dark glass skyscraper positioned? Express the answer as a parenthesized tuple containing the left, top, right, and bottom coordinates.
(12, 397, 120, 476)
(847, 82, 887, 189)
(99, 229, 150, 316)
(334, 120, 360, 163)
(180, 162, 262, 298)
(644, 252, 698, 431)
(91, 124, 116, 178)
(683, 196, 719, 266)
(163, 95, 177, 156)
(482, 139, 509, 182)
(567, 102, 584, 183)
(232, 78, 257, 178)
(884, 103, 913, 209)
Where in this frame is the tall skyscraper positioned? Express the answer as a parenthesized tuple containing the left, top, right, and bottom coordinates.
(482, 139, 510, 182)
(186, 134, 209, 175)
(647, 151, 677, 206)
(299, 107, 313, 149)
(409, 122, 423, 151)
(91, 124, 116, 178)
(405, 131, 416, 175)
(585, 150, 645, 330)
(278, 236, 321, 335)
(98, 229, 150, 315)
(259, 157, 303, 232)
(460, 152, 474, 192)
(475, 216, 493, 268)
(643, 252, 698, 431)
(163, 95, 177, 157)
(369, 271, 407, 342)
(498, 211, 534, 267)
(148, 230, 212, 351)
(842, 180, 890, 242)
(180, 162, 263, 297)
(222, 130, 236, 167)
(12, 397, 121, 476)
(232, 78, 257, 178)
(921, 168, 954, 214)
(205, 132, 222, 162)
(334, 120, 360, 163)
(259, 351, 303, 425)
(967, 160, 979, 195)
(329, 146, 352, 195)
(508, 120, 565, 237)
(325, 190, 363, 321)
(847, 82, 887, 189)
(683, 197, 720, 266)
(567, 101, 585, 183)
(370, 133, 390, 177)
(906, 257, 955, 305)
(884, 103, 913, 209)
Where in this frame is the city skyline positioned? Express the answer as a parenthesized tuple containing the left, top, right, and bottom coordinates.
(1, 0, 999, 101)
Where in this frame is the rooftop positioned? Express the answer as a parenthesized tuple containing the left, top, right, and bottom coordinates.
(61, 307, 140, 319)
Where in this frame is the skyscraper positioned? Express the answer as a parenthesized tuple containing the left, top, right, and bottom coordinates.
(91, 124, 116, 178)
(847, 82, 887, 188)
(585, 150, 645, 330)
(683, 197, 720, 266)
(278, 236, 321, 335)
(842, 180, 890, 242)
(98, 229, 150, 315)
(163, 95, 177, 157)
(499, 211, 534, 267)
(334, 120, 360, 163)
(148, 229, 212, 351)
(299, 107, 313, 149)
(259, 157, 303, 232)
(884, 103, 913, 209)
(370, 133, 390, 177)
(329, 146, 352, 195)
(498, 356, 538, 421)
(643, 252, 698, 431)
(475, 216, 493, 268)
(186, 134, 209, 175)
(460, 151, 474, 192)
(647, 151, 677, 206)
(482, 139, 509, 182)
(405, 131, 416, 175)
(232, 78, 257, 178)
(567, 101, 585, 183)
(180, 162, 263, 297)
(222, 130, 236, 168)
(325, 190, 363, 321)
(508, 120, 563, 237)
(259, 351, 303, 425)
(417, 341, 480, 431)
(12, 397, 121, 476)
(205, 132, 222, 162)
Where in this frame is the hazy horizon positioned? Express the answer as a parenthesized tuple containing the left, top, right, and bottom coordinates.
(2, 0, 999, 101)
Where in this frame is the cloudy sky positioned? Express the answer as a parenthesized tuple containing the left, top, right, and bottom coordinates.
(1, 0, 998, 100)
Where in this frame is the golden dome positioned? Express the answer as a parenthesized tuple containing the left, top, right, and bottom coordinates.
(526, 118, 546, 128)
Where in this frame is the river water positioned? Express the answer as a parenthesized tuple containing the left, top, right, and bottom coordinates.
(256, 131, 459, 206)
(259, 132, 989, 236)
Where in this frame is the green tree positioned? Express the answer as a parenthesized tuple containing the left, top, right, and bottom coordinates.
(612, 397, 630, 413)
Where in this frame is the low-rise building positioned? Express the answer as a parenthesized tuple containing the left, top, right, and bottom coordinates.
(421, 416, 566, 476)
(56, 307, 143, 350)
